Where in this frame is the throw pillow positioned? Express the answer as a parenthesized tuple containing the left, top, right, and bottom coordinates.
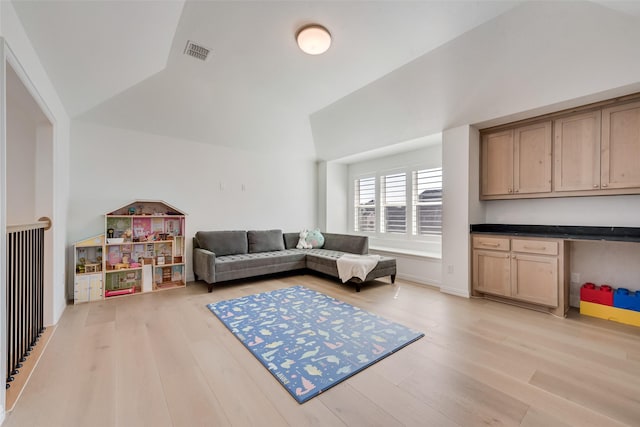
(248, 229, 285, 253)
(305, 229, 325, 248)
(195, 231, 248, 256)
(296, 229, 312, 249)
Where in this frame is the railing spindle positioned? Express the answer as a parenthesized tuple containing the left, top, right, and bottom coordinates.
(5, 220, 49, 389)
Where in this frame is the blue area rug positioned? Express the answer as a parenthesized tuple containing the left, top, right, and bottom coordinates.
(207, 285, 424, 403)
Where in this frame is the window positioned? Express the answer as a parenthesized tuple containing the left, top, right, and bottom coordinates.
(380, 173, 406, 233)
(352, 166, 442, 238)
(413, 168, 442, 235)
(354, 177, 376, 232)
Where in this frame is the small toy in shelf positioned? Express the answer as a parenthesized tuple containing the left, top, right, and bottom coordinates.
(105, 287, 135, 297)
(84, 263, 100, 274)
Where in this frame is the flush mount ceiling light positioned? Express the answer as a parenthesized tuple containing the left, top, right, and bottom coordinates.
(296, 24, 332, 55)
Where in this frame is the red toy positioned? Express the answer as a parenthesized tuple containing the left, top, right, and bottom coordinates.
(580, 283, 613, 306)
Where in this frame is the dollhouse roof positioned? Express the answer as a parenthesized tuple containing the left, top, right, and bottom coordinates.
(106, 200, 187, 216)
(75, 234, 105, 247)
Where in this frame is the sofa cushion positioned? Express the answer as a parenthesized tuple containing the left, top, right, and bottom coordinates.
(283, 232, 300, 249)
(247, 229, 285, 253)
(195, 230, 248, 256)
(322, 233, 368, 254)
(215, 250, 306, 273)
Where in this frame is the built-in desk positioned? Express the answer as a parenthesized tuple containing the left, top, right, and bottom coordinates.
(470, 224, 640, 317)
(471, 224, 640, 243)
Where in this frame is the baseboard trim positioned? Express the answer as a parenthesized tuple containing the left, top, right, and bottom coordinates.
(440, 286, 470, 298)
(397, 273, 441, 287)
(5, 324, 57, 411)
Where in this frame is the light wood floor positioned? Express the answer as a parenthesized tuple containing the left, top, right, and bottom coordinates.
(4, 274, 640, 427)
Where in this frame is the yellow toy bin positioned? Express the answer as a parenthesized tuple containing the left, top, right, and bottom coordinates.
(580, 301, 640, 327)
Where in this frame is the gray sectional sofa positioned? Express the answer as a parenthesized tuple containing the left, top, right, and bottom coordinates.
(192, 229, 396, 292)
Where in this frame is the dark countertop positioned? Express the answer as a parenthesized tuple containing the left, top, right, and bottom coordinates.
(470, 224, 640, 243)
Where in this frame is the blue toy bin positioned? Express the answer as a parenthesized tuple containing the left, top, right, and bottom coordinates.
(613, 288, 640, 312)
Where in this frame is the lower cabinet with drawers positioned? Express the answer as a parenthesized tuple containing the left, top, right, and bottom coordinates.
(472, 234, 569, 316)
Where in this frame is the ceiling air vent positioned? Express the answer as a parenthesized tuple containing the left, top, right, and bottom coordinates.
(184, 40, 211, 61)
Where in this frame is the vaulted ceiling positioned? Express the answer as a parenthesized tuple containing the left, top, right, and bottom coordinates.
(11, 1, 640, 156)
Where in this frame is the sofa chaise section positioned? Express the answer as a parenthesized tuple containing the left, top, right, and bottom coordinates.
(194, 229, 396, 292)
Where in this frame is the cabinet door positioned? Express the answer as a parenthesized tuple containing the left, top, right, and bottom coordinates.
(554, 111, 601, 191)
(481, 130, 514, 196)
(473, 249, 511, 297)
(74, 276, 90, 304)
(511, 254, 558, 307)
(88, 275, 103, 301)
(602, 101, 640, 189)
(513, 122, 552, 194)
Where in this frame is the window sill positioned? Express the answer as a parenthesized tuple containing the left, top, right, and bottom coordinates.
(369, 246, 441, 260)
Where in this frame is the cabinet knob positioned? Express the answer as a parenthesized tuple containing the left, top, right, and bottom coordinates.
(514, 189, 519, 193)
(512, 255, 516, 259)
(508, 188, 513, 193)
(593, 184, 598, 188)
(602, 183, 608, 188)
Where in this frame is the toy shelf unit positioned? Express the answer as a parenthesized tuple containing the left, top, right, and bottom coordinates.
(104, 200, 187, 296)
(73, 234, 105, 304)
(73, 200, 187, 304)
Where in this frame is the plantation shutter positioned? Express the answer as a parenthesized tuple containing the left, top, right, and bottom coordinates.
(354, 177, 376, 232)
(380, 173, 406, 234)
(412, 168, 442, 235)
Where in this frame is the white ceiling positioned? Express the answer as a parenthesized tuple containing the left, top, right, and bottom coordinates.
(12, 1, 640, 156)
(11, 0, 184, 118)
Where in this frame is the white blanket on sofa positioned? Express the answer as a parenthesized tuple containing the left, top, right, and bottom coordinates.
(336, 254, 380, 283)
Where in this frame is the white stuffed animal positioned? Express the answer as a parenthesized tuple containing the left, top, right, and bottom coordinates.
(296, 229, 313, 249)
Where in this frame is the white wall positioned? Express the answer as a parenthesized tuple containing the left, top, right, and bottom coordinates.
(309, 1, 640, 298)
(0, 2, 71, 421)
(2, 2, 70, 326)
(0, 42, 6, 427)
(347, 144, 442, 253)
(484, 188, 640, 302)
(310, 1, 640, 161)
(343, 144, 443, 286)
(6, 91, 36, 223)
(317, 162, 327, 233)
(69, 121, 317, 294)
(324, 162, 348, 233)
(369, 248, 441, 287)
(441, 126, 484, 297)
(347, 145, 441, 179)
(569, 240, 640, 306)
(485, 196, 640, 227)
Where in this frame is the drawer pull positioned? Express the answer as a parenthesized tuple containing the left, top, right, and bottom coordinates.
(523, 245, 547, 250)
(480, 242, 500, 247)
